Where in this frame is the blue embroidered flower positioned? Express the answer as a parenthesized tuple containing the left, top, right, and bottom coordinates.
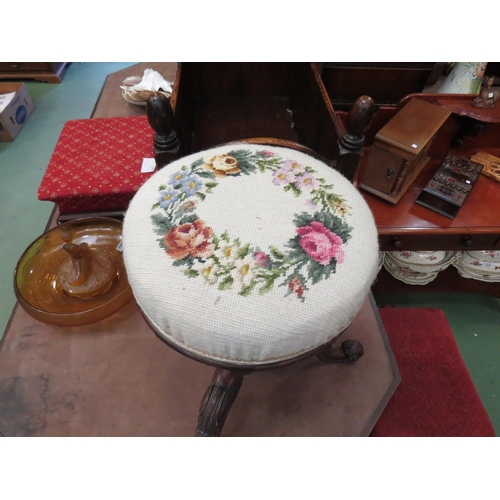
(180, 174, 203, 197)
(169, 170, 191, 185)
(157, 186, 180, 209)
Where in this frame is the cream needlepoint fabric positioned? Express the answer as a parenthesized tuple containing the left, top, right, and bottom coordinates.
(123, 144, 379, 365)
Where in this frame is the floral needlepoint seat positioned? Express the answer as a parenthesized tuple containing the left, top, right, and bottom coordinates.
(122, 143, 379, 436)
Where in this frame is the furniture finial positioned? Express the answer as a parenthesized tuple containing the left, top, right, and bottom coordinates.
(336, 95, 375, 182)
(146, 92, 179, 169)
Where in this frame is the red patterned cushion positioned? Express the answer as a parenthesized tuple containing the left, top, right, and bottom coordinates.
(38, 116, 155, 213)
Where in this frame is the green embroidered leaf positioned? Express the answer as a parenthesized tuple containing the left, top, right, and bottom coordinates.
(197, 170, 217, 179)
(307, 259, 336, 284)
(293, 211, 314, 228)
(151, 202, 160, 210)
(183, 269, 199, 278)
(196, 192, 206, 201)
(238, 243, 250, 259)
(150, 213, 173, 235)
(178, 214, 198, 225)
(269, 246, 285, 260)
(158, 237, 168, 251)
(239, 280, 258, 297)
(158, 184, 167, 191)
(220, 230, 230, 243)
(205, 181, 218, 189)
(218, 275, 234, 290)
(172, 256, 195, 267)
(259, 277, 275, 295)
(191, 159, 204, 169)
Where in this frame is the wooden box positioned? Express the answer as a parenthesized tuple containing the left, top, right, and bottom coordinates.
(358, 98, 451, 203)
(170, 62, 344, 164)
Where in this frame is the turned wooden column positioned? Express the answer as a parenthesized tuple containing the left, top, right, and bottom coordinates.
(146, 92, 180, 169)
(335, 95, 375, 182)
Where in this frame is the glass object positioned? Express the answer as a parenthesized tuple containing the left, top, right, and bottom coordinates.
(14, 218, 133, 326)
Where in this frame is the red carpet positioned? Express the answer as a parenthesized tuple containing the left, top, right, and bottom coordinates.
(371, 307, 495, 437)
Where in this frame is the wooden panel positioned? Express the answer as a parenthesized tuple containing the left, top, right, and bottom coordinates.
(321, 63, 437, 109)
(172, 63, 341, 162)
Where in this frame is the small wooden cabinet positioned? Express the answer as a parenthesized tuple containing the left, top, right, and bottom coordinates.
(0, 62, 68, 83)
(358, 98, 451, 203)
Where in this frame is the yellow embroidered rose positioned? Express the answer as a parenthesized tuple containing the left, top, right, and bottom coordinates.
(203, 154, 240, 177)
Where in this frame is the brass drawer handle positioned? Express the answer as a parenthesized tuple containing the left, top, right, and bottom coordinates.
(9, 63, 21, 68)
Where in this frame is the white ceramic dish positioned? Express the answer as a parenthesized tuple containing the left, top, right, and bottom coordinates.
(453, 262, 500, 282)
(454, 251, 500, 275)
(386, 250, 454, 268)
(383, 257, 439, 285)
(122, 90, 147, 107)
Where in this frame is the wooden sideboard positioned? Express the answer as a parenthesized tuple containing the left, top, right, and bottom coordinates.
(352, 94, 500, 295)
(0, 62, 68, 83)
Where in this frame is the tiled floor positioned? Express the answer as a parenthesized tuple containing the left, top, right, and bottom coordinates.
(0, 62, 498, 435)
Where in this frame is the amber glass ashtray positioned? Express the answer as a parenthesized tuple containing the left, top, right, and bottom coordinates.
(14, 218, 133, 326)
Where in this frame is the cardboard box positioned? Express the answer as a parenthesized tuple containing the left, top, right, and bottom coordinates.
(0, 82, 35, 141)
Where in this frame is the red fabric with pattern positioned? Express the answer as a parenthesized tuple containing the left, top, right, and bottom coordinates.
(372, 307, 495, 437)
(38, 116, 155, 213)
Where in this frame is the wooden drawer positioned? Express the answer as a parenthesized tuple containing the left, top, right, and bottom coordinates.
(378, 232, 497, 251)
(0, 62, 52, 72)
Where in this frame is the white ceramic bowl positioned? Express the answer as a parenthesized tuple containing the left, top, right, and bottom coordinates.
(453, 251, 500, 280)
(463, 250, 500, 262)
(453, 261, 500, 282)
(386, 250, 455, 269)
(383, 256, 440, 285)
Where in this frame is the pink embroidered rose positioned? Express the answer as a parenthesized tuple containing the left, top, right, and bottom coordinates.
(254, 251, 269, 268)
(296, 221, 344, 266)
(288, 277, 304, 297)
(260, 150, 275, 158)
(164, 220, 215, 260)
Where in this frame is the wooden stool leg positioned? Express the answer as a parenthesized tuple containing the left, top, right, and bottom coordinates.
(196, 368, 247, 437)
(317, 339, 364, 363)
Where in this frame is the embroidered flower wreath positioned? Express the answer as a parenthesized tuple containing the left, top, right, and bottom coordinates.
(150, 149, 353, 300)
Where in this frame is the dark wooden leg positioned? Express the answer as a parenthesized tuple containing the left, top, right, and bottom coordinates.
(317, 339, 364, 363)
(196, 368, 247, 437)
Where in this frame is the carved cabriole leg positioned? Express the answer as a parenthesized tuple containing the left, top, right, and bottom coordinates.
(196, 368, 248, 437)
(317, 339, 364, 363)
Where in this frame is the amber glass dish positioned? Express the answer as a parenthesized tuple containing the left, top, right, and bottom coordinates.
(14, 218, 133, 326)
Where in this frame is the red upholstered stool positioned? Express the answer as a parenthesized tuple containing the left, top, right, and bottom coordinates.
(38, 116, 155, 218)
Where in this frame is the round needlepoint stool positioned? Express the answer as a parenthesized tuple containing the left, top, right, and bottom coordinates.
(122, 143, 379, 436)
